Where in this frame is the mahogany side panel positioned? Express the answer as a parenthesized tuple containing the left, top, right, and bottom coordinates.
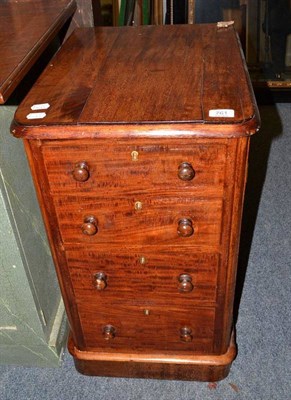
(23, 139, 85, 348)
(217, 136, 251, 352)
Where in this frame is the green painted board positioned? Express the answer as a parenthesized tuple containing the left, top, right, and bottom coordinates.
(0, 106, 68, 367)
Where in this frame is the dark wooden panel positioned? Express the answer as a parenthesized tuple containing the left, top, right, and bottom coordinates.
(76, 302, 215, 352)
(201, 24, 255, 123)
(78, 25, 205, 123)
(14, 27, 120, 121)
(13, 24, 258, 128)
(42, 139, 228, 196)
(0, 0, 76, 103)
(22, 140, 87, 348)
(66, 249, 219, 304)
(69, 333, 236, 381)
(53, 195, 223, 246)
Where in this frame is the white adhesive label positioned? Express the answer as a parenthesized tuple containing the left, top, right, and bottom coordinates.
(209, 109, 235, 118)
(31, 103, 50, 110)
(26, 112, 46, 120)
(0, 326, 17, 331)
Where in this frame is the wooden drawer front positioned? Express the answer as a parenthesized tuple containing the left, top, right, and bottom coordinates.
(76, 302, 215, 352)
(54, 196, 223, 246)
(42, 141, 227, 197)
(66, 249, 219, 304)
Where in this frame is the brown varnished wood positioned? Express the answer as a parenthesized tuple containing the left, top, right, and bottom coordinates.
(69, 331, 236, 364)
(68, 332, 236, 381)
(21, 135, 244, 374)
(72, 358, 232, 381)
(53, 195, 223, 246)
(12, 25, 259, 132)
(66, 250, 218, 350)
(40, 139, 228, 197)
(0, 0, 76, 104)
(217, 136, 251, 353)
(13, 27, 120, 122)
(23, 135, 237, 356)
(12, 25, 260, 380)
(11, 121, 259, 140)
(23, 140, 86, 348)
(77, 25, 205, 124)
(76, 302, 215, 352)
(23, 136, 242, 355)
(65, 248, 219, 304)
(201, 26, 255, 124)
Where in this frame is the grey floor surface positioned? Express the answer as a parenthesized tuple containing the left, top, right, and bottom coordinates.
(0, 104, 290, 400)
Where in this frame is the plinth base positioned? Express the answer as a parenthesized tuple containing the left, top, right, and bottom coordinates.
(68, 333, 236, 381)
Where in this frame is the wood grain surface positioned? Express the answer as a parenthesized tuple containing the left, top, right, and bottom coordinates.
(23, 134, 245, 357)
(76, 302, 216, 352)
(41, 139, 228, 196)
(69, 332, 236, 381)
(53, 194, 223, 246)
(13, 24, 259, 132)
(65, 248, 219, 304)
(0, 0, 76, 103)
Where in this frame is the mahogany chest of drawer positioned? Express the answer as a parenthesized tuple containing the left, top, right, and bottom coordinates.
(12, 24, 260, 381)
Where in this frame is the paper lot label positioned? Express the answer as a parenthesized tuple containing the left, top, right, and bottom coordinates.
(209, 109, 235, 118)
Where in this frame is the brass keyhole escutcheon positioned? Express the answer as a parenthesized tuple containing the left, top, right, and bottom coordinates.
(134, 201, 143, 211)
(131, 150, 139, 161)
(139, 256, 147, 265)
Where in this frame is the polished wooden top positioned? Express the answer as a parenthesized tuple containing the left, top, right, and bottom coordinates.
(0, 0, 76, 103)
(13, 24, 260, 138)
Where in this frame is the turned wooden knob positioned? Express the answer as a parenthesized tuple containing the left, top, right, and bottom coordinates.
(180, 327, 193, 342)
(94, 272, 107, 291)
(178, 162, 195, 181)
(72, 161, 90, 182)
(81, 216, 98, 236)
(178, 274, 194, 293)
(177, 218, 194, 237)
(102, 325, 116, 340)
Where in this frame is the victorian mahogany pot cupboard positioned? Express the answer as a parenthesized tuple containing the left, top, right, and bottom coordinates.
(11, 24, 260, 381)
